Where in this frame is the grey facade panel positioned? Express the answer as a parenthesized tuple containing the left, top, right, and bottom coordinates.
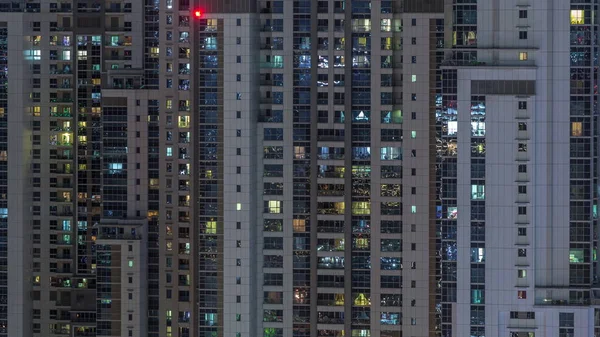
(403, 0, 444, 13)
(471, 80, 536, 95)
(199, 0, 257, 13)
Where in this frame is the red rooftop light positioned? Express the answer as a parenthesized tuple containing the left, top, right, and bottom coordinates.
(194, 10, 202, 17)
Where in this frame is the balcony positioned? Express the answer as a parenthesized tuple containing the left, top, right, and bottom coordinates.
(50, 7, 73, 13)
(50, 26, 72, 32)
(258, 115, 283, 123)
(49, 140, 73, 147)
(49, 97, 73, 103)
(50, 328, 70, 335)
(261, 44, 283, 50)
(97, 233, 141, 240)
(105, 6, 132, 13)
(53, 69, 73, 75)
(105, 26, 132, 32)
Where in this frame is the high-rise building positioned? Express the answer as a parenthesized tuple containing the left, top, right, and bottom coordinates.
(1, 1, 195, 336)
(3, 0, 600, 337)
(198, 1, 600, 337)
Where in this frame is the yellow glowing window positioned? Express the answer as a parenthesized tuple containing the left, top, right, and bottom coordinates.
(352, 330, 369, 337)
(166, 310, 172, 318)
(293, 219, 306, 232)
(382, 37, 392, 50)
(358, 37, 367, 47)
(572, 122, 583, 137)
(266, 201, 281, 213)
(92, 78, 101, 85)
(354, 238, 369, 249)
(166, 241, 173, 251)
(354, 293, 370, 306)
(166, 99, 173, 110)
(334, 202, 345, 214)
(352, 202, 371, 215)
(150, 47, 160, 57)
(519, 52, 528, 61)
(334, 294, 345, 305)
(467, 31, 477, 44)
(32, 106, 40, 116)
(571, 10, 584, 25)
(206, 221, 217, 234)
(178, 116, 190, 128)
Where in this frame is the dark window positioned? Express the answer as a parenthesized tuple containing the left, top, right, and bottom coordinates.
(518, 10, 527, 19)
(519, 31, 527, 39)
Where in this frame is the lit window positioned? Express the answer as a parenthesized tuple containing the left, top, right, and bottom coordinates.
(471, 289, 484, 304)
(571, 10, 584, 25)
(518, 269, 527, 278)
(517, 291, 526, 299)
(128, 260, 134, 268)
(411, 75, 416, 82)
(352, 202, 371, 215)
(206, 221, 217, 234)
(411, 131, 416, 138)
(166, 147, 172, 157)
(178, 116, 190, 128)
(380, 19, 391, 32)
(519, 52, 528, 61)
(471, 185, 485, 200)
(236, 203, 242, 211)
(293, 219, 306, 232)
(569, 249, 585, 263)
(411, 206, 417, 213)
(265, 201, 281, 213)
(571, 122, 583, 136)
